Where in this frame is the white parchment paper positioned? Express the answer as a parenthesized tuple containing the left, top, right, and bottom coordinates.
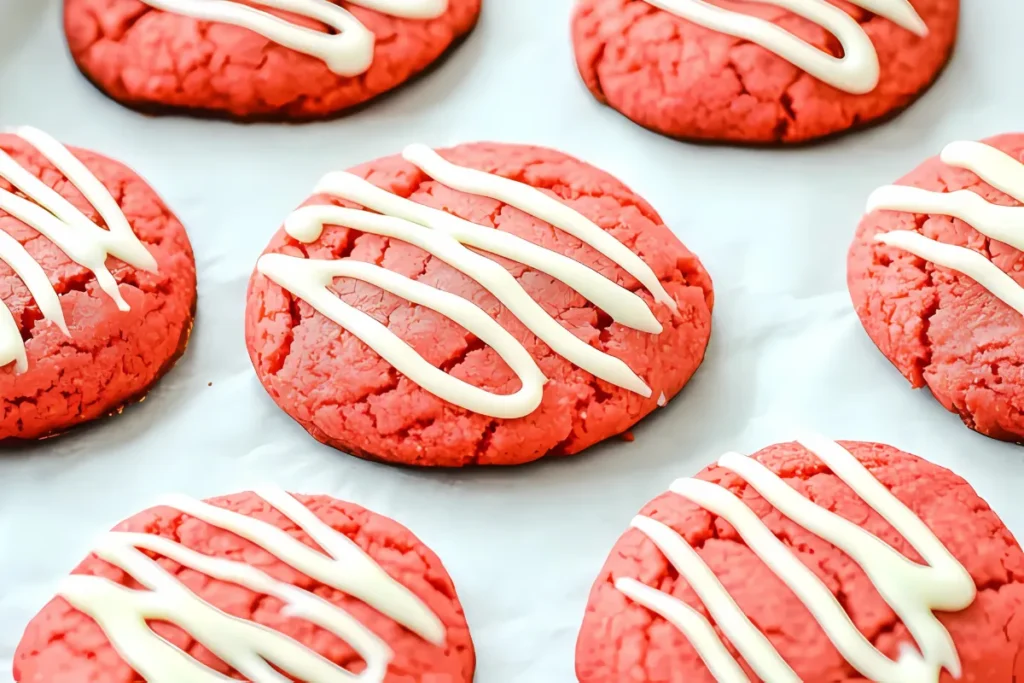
(2, 1, 1024, 681)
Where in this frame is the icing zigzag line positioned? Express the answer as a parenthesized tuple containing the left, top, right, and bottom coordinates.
(871, 141, 1024, 318)
(642, 0, 927, 94)
(616, 436, 975, 683)
(258, 145, 675, 419)
(137, 0, 448, 76)
(0, 128, 156, 373)
(59, 488, 445, 683)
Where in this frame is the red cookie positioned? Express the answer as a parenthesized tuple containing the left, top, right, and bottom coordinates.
(0, 128, 196, 442)
(849, 133, 1024, 442)
(572, 0, 959, 144)
(13, 489, 475, 682)
(577, 438, 1024, 682)
(245, 142, 714, 467)
(64, 0, 482, 121)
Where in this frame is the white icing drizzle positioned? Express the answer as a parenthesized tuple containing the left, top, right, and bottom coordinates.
(616, 435, 976, 683)
(58, 487, 446, 683)
(400, 144, 676, 314)
(641, 0, 927, 94)
(870, 140, 1024, 317)
(0, 127, 157, 374)
(257, 144, 672, 418)
(258, 253, 549, 419)
(136, 0, 449, 77)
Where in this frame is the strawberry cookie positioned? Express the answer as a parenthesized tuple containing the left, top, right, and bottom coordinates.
(0, 127, 196, 442)
(577, 437, 1024, 681)
(572, 0, 959, 144)
(245, 142, 714, 466)
(849, 133, 1024, 442)
(13, 488, 475, 682)
(64, 0, 482, 120)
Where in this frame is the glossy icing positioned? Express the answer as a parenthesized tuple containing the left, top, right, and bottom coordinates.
(617, 436, 975, 682)
(0, 127, 156, 373)
(871, 140, 1024, 317)
(59, 488, 445, 683)
(257, 145, 673, 418)
(641, 0, 927, 94)
(136, 0, 449, 76)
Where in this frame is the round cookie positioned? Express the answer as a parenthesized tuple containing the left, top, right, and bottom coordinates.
(64, 0, 482, 121)
(576, 438, 1024, 682)
(0, 128, 196, 442)
(849, 133, 1024, 442)
(13, 489, 475, 682)
(245, 142, 714, 467)
(571, 0, 959, 144)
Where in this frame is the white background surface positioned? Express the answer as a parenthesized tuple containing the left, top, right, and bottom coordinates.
(1, 1, 1024, 681)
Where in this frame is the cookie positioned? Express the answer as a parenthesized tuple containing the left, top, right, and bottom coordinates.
(577, 437, 1024, 682)
(848, 134, 1024, 441)
(245, 142, 714, 467)
(572, 0, 958, 144)
(64, 0, 482, 121)
(13, 489, 474, 682)
(0, 127, 196, 442)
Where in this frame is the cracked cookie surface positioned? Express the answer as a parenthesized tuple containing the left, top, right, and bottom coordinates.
(12, 491, 475, 683)
(571, 0, 959, 144)
(0, 134, 196, 442)
(576, 440, 1024, 682)
(63, 0, 482, 121)
(849, 134, 1024, 442)
(244, 142, 714, 467)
